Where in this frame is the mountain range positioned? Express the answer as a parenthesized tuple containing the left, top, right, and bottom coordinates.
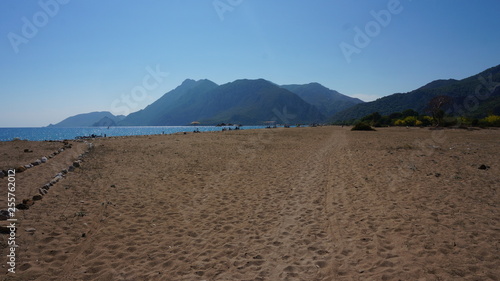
(49, 65, 500, 127)
(50, 79, 362, 126)
(331, 65, 500, 122)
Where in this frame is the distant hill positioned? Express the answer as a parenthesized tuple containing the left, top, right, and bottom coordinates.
(120, 79, 324, 125)
(119, 79, 219, 126)
(48, 111, 125, 127)
(331, 64, 500, 122)
(197, 79, 324, 125)
(281, 83, 364, 117)
(417, 79, 459, 90)
(92, 116, 119, 127)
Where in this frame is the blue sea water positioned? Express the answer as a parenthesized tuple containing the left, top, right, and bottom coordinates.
(0, 126, 267, 141)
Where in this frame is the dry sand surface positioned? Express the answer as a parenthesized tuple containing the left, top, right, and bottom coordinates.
(0, 126, 499, 280)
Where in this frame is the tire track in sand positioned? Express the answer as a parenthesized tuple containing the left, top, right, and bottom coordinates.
(323, 130, 405, 280)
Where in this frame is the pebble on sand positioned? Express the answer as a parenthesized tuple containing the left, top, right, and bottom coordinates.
(0, 226, 13, 234)
(16, 166, 27, 173)
(478, 164, 490, 170)
(0, 210, 10, 220)
(22, 199, 35, 206)
(16, 203, 30, 210)
(25, 228, 36, 233)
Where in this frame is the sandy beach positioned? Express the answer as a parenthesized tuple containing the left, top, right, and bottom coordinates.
(0, 126, 499, 280)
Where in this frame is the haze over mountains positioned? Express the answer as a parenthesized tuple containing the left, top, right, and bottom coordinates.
(49, 65, 500, 127)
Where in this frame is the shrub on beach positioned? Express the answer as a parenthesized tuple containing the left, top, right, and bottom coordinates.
(394, 116, 420, 126)
(351, 122, 375, 131)
(479, 115, 500, 127)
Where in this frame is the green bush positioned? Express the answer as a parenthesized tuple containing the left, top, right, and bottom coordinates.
(351, 122, 376, 131)
(479, 115, 500, 127)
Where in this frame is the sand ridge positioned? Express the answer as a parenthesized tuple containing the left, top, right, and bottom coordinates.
(0, 127, 499, 280)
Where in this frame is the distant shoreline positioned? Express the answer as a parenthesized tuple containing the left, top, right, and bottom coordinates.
(0, 125, 271, 142)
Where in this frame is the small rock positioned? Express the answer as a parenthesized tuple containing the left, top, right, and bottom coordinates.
(61, 169, 68, 174)
(0, 226, 13, 234)
(81, 233, 86, 238)
(73, 161, 80, 168)
(0, 210, 10, 220)
(478, 164, 490, 170)
(15, 166, 27, 173)
(56, 172, 63, 178)
(32, 160, 41, 166)
(25, 228, 36, 233)
(0, 171, 4, 178)
(68, 165, 75, 172)
(24, 149, 33, 153)
(32, 194, 43, 201)
(22, 199, 34, 206)
(39, 188, 48, 195)
(16, 203, 29, 210)
(41, 157, 48, 163)
(435, 173, 441, 177)
(24, 164, 31, 169)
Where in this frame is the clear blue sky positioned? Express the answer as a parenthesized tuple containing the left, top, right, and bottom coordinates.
(1, 0, 499, 127)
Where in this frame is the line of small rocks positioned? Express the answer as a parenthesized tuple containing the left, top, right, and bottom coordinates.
(0, 142, 94, 221)
(0, 141, 73, 178)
